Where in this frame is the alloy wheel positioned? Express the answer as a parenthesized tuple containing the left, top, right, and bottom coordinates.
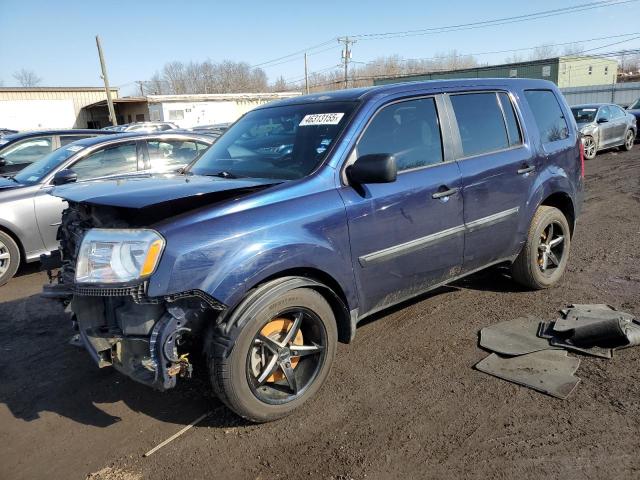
(625, 130, 635, 150)
(0, 239, 11, 278)
(537, 221, 566, 275)
(247, 308, 327, 405)
(583, 136, 596, 159)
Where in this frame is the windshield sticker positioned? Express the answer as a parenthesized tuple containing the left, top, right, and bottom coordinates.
(299, 113, 345, 126)
(582, 108, 597, 111)
(66, 145, 83, 152)
(27, 176, 39, 182)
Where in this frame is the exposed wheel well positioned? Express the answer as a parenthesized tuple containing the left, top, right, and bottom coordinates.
(541, 192, 575, 236)
(255, 268, 354, 344)
(0, 224, 25, 264)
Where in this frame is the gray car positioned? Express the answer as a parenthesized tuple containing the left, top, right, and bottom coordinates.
(570, 103, 636, 159)
(0, 132, 214, 285)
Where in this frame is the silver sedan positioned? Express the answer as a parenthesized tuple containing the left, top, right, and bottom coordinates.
(0, 132, 213, 285)
(571, 103, 637, 160)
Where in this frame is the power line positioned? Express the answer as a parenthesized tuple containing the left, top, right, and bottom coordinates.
(350, 1, 638, 40)
(250, 39, 336, 68)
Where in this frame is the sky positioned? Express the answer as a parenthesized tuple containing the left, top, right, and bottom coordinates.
(1, 0, 639, 95)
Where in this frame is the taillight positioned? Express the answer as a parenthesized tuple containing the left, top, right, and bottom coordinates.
(579, 140, 585, 178)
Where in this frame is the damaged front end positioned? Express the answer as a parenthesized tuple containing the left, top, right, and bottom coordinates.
(46, 201, 226, 390)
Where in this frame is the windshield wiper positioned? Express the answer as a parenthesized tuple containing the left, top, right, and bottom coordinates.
(207, 171, 243, 179)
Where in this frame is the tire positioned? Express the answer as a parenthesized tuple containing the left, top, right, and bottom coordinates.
(208, 287, 337, 422)
(511, 206, 571, 290)
(0, 230, 20, 287)
(620, 129, 635, 151)
(582, 135, 597, 160)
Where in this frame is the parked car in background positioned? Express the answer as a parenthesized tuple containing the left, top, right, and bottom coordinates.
(0, 132, 213, 285)
(102, 122, 178, 133)
(0, 128, 18, 137)
(571, 103, 636, 159)
(50, 78, 583, 423)
(0, 129, 113, 176)
(190, 122, 232, 139)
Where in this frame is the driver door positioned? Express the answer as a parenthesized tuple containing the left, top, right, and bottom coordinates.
(339, 95, 464, 316)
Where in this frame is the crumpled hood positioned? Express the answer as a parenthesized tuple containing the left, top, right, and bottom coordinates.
(52, 174, 278, 209)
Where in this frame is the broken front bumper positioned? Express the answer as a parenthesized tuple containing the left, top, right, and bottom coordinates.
(69, 284, 225, 390)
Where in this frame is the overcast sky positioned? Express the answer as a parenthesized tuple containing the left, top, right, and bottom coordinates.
(1, 0, 638, 95)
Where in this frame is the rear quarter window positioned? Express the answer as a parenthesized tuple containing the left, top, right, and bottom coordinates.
(524, 90, 569, 144)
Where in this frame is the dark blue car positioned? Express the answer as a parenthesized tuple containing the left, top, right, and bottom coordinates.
(50, 78, 584, 422)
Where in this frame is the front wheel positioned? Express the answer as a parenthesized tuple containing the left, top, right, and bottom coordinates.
(0, 231, 20, 286)
(208, 288, 337, 422)
(582, 135, 597, 160)
(621, 129, 635, 151)
(511, 206, 571, 290)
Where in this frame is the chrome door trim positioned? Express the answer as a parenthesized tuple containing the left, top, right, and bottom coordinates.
(358, 206, 519, 267)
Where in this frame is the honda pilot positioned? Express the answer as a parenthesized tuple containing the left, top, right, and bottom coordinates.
(49, 79, 584, 422)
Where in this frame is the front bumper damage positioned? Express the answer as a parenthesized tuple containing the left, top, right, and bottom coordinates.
(68, 286, 225, 390)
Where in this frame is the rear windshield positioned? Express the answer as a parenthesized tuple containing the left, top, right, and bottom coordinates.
(14, 145, 85, 185)
(571, 107, 598, 123)
(188, 101, 357, 180)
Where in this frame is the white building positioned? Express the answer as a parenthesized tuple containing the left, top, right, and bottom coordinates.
(84, 92, 302, 129)
(0, 87, 119, 130)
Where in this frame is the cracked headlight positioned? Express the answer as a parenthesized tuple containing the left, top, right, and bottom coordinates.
(75, 229, 165, 284)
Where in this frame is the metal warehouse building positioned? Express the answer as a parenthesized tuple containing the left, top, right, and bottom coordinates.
(83, 92, 302, 129)
(0, 87, 119, 130)
(374, 55, 619, 88)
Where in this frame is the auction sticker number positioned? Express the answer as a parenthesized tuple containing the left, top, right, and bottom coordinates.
(299, 113, 344, 126)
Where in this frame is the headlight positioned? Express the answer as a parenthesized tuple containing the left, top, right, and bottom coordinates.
(75, 229, 165, 284)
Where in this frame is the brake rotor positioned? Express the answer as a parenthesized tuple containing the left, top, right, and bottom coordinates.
(251, 318, 303, 383)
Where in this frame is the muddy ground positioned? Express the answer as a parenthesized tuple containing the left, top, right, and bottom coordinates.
(1, 148, 639, 480)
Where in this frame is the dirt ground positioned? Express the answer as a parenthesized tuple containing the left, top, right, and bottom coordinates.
(1, 148, 639, 480)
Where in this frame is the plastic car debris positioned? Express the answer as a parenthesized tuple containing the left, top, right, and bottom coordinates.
(479, 316, 562, 356)
(475, 350, 581, 400)
(476, 304, 639, 399)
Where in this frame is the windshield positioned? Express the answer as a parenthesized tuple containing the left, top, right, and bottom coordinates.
(14, 144, 85, 185)
(188, 101, 357, 180)
(628, 98, 640, 110)
(571, 107, 598, 123)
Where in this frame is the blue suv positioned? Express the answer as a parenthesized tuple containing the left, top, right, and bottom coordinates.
(50, 78, 584, 422)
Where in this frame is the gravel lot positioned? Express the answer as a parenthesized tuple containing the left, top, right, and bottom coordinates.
(1, 148, 639, 480)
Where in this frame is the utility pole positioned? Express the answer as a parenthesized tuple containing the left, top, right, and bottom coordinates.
(338, 36, 356, 89)
(95, 35, 117, 126)
(136, 81, 145, 96)
(304, 53, 310, 94)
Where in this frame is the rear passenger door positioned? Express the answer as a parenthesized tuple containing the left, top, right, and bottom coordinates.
(446, 91, 534, 273)
(596, 106, 616, 147)
(340, 95, 464, 316)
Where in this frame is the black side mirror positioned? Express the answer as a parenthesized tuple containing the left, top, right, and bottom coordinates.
(597, 117, 609, 124)
(347, 154, 397, 184)
(52, 169, 78, 186)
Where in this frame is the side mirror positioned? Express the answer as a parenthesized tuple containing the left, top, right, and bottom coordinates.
(347, 154, 397, 184)
(597, 117, 609, 124)
(52, 169, 78, 186)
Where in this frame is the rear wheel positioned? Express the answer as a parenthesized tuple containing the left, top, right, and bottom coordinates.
(511, 206, 571, 290)
(583, 135, 597, 160)
(621, 129, 635, 151)
(0, 231, 20, 287)
(208, 288, 337, 422)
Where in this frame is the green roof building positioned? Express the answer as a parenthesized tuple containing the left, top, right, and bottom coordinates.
(373, 56, 618, 88)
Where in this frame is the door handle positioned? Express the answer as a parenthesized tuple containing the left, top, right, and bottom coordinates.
(432, 187, 459, 199)
(517, 165, 535, 175)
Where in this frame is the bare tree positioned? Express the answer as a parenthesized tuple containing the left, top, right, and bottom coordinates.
(562, 43, 585, 56)
(272, 76, 289, 92)
(13, 68, 42, 87)
(529, 44, 558, 61)
(504, 52, 526, 64)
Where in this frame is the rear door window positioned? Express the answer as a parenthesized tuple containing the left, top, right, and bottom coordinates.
(524, 90, 569, 143)
(146, 139, 208, 171)
(450, 93, 511, 157)
(498, 93, 523, 147)
(357, 97, 443, 171)
(70, 142, 139, 180)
